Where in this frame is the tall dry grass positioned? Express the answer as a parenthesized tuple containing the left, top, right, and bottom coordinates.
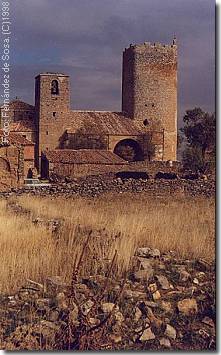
(0, 193, 215, 293)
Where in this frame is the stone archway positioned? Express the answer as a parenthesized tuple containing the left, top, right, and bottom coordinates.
(113, 139, 144, 162)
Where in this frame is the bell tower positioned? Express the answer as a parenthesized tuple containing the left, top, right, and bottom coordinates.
(35, 73, 70, 169)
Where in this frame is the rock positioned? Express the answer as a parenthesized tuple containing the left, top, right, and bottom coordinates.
(177, 298, 198, 316)
(156, 275, 170, 290)
(35, 298, 51, 311)
(24, 279, 44, 292)
(138, 302, 155, 317)
(164, 324, 176, 340)
(139, 327, 155, 341)
(160, 301, 172, 313)
(110, 334, 122, 343)
(134, 326, 143, 334)
(143, 301, 158, 309)
(159, 337, 171, 348)
(101, 302, 116, 313)
(149, 249, 160, 258)
(56, 292, 68, 310)
(195, 259, 213, 272)
(18, 290, 31, 301)
(133, 269, 153, 282)
(69, 309, 79, 326)
(179, 269, 191, 282)
(138, 258, 153, 271)
(136, 247, 160, 258)
(193, 278, 199, 285)
(32, 320, 60, 343)
(134, 307, 142, 322)
(152, 290, 161, 301)
(136, 247, 151, 258)
(158, 262, 166, 270)
(8, 300, 17, 307)
(114, 311, 124, 324)
(195, 271, 206, 280)
(81, 278, 99, 291)
(138, 303, 162, 329)
(202, 316, 215, 328)
(48, 310, 59, 322)
(46, 276, 69, 297)
(148, 283, 157, 293)
(123, 290, 146, 300)
(88, 317, 100, 326)
(81, 300, 94, 315)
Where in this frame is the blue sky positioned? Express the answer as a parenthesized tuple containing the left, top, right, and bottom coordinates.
(8, 0, 215, 125)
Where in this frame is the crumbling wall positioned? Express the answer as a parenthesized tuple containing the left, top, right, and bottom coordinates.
(46, 160, 181, 180)
(0, 145, 24, 191)
(49, 162, 129, 179)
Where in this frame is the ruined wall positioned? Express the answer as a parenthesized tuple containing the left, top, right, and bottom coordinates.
(47, 162, 129, 179)
(23, 145, 35, 177)
(14, 130, 36, 144)
(0, 145, 24, 190)
(45, 159, 181, 180)
(122, 41, 177, 161)
(35, 73, 71, 168)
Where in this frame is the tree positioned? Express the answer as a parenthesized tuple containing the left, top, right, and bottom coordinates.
(181, 108, 215, 159)
(177, 132, 184, 149)
(182, 146, 205, 173)
(181, 108, 215, 171)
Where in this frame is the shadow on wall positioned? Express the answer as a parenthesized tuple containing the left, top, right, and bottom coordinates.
(0, 157, 10, 172)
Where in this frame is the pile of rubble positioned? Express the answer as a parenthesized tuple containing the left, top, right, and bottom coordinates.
(0, 248, 215, 350)
(0, 174, 215, 199)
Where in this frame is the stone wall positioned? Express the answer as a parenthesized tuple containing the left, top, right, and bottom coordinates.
(47, 160, 181, 180)
(48, 162, 129, 179)
(0, 145, 24, 191)
(2, 173, 214, 199)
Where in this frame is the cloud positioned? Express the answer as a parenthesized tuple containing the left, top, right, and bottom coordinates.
(9, 0, 215, 121)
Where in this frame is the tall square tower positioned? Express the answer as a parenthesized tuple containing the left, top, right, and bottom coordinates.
(35, 73, 70, 168)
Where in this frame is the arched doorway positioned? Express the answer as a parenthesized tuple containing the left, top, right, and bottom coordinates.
(113, 139, 143, 162)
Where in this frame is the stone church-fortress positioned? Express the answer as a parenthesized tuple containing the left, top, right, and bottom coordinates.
(0, 39, 177, 187)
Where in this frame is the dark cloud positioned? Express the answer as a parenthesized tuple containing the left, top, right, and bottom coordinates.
(8, 0, 215, 124)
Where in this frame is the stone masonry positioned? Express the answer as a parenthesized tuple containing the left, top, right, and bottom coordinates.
(122, 40, 177, 160)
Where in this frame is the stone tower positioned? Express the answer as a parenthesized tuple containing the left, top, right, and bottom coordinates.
(122, 40, 177, 160)
(35, 73, 70, 168)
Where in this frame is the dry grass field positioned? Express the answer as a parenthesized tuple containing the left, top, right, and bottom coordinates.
(0, 193, 215, 293)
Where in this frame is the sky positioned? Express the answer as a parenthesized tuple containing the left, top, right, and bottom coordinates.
(6, 0, 215, 126)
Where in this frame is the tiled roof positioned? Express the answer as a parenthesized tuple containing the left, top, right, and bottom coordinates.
(10, 120, 36, 132)
(0, 131, 34, 146)
(0, 100, 34, 111)
(43, 149, 127, 165)
(66, 111, 148, 135)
